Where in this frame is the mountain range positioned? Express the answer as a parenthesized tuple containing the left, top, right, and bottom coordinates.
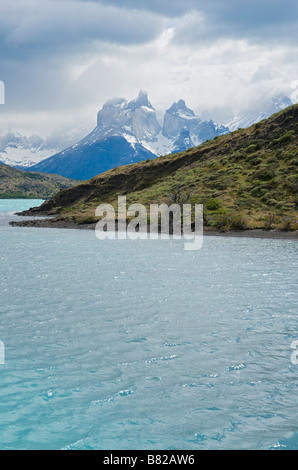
(0, 127, 87, 168)
(0, 130, 58, 168)
(27, 91, 231, 180)
(225, 95, 293, 131)
(1, 91, 294, 181)
(16, 103, 298, 233)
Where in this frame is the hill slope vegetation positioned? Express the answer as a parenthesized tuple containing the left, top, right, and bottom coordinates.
(0, 163, 77, 199)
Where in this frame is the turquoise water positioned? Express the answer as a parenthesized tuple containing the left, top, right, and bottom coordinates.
(0, 199, 297, 450)
(0, 199, 45, 213)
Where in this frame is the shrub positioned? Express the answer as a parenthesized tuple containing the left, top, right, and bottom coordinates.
(245, 144, 258, 154)
(252, 168, 275, 181)
(230, 213, 249, 230)
(280, 217, 296, 231)
(77, 216, 98, 225)
(263, 213, 278, 230)
(210, 212, 231, 231)
(205, 198, 222, 211)
(271, 130, 295, 147)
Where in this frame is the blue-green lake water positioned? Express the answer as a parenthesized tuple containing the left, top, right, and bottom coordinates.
(0, 199, 297, 450)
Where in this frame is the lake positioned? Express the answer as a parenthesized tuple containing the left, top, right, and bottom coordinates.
(0, 199, 297, 450)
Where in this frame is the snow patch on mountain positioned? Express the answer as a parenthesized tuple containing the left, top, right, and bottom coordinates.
(226, 95, 293, 132)
(96, 90, 161, 144)
(0, 126, 87, 168)
(0, 129, 58, 167)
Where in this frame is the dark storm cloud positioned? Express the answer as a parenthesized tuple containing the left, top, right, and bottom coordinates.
(0, 0, 164, 112)
(173, 0, 298, 44)
(97, 0, 199, 17)
(1, 0, 296, 62)
(0, 0, 297, 133)
(82, 0, 298, 43)
(0, 0, 164, 60)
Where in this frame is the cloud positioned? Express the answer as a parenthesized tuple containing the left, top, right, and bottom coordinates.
(85, 0, 298, 45)
(0, 0, 164, 60)
(0, 0, 297, 138)
(72, 0, 200, 18)
(0, 81, 4, 105)
(173, 1, 298, 44)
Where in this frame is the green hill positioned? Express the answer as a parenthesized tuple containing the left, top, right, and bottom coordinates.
(17, 104, 298, 231)
(0, 163, 78, 199)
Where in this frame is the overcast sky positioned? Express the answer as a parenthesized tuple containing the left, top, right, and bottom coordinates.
(0, 0, 297, 138)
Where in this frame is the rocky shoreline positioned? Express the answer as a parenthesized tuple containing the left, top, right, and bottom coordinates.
(9, 216, 298, 240)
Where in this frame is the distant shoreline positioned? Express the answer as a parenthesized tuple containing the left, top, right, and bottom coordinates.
(9, 217, 298, 240)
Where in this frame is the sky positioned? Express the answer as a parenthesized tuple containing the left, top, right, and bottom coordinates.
(0, 0, 297, 140)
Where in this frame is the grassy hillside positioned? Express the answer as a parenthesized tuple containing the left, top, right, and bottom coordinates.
(0, 163, 78, 199)
(20, 104, 298, 231)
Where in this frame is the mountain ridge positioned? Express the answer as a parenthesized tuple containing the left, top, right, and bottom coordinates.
(27, 91, 231, 180)
(0, 127, 87, 168)
(225, 95, 293, 131)
(15, 103, 298, 233)
(2, 92, 293, 178)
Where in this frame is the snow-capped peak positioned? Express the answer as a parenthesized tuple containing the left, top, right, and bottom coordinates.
(93, 91, 161, 144)
(102, 97, 128, 109)
(272, 95, 292, 112)
(167, 99, 196, 118)
(226, 95, 293, 131)
(162, 99, 201, 139)
(128, 90, 153, 110)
